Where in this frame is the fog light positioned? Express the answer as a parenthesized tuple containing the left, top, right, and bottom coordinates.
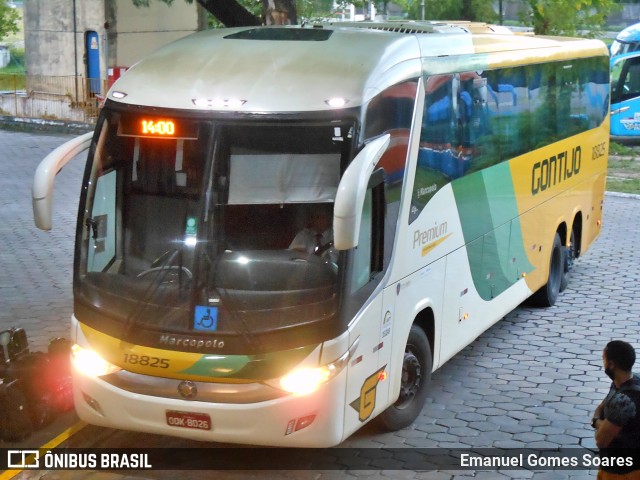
(285, 414, 317, 435)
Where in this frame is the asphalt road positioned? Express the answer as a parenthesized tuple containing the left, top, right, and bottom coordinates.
(1, 129, 639, 479)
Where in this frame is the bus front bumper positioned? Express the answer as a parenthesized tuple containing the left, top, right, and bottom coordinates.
(73, 369, 347, 448)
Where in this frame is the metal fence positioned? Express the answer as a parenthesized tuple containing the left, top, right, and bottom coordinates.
(0, 74, 104, 124)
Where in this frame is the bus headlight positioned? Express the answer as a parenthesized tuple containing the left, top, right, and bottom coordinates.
(71, 344, 122, 377)
(266, 338, 358, 396)
(277, 365, 335, 396)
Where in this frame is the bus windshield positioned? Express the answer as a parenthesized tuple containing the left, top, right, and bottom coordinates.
(611, 22, 640, 58)
(75, 109, 353, 346)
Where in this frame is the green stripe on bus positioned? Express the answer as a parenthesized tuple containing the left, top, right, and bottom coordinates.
(452, 163, 534, 300)
(179, 344, 317, 380)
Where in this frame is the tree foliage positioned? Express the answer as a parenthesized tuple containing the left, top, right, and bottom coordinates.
(522, 0, 618, 36)
(393, 0, 497, 22)
(135, 0, 380, 26)
(381, 0, 614, 35)
(0, 0, 20, 41)
(527, 0, 620, 37)
(132, 0, 616, 36)
(133, 0, 298, 26)
(298, 0, 335, 21)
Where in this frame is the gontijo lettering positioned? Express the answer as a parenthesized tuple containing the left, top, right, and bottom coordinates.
(531, 146, 581, 195)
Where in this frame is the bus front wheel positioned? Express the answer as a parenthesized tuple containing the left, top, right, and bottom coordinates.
(529, 232, 564, 307)
(377, 325, 432, 431)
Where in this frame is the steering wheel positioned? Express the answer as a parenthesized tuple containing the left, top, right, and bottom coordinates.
(314, 241, 334, 256)
(137, 249, 193, 283)
(137, 265, 193, 279)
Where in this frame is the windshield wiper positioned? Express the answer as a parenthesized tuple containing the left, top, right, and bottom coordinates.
(203, 252, 264, 353)
(122, 248, 181, 338)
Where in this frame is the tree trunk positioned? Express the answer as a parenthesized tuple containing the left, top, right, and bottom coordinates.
(195, 0, 261, 27)
(263, 0, 297, 25)
(195, 0, 298, 27)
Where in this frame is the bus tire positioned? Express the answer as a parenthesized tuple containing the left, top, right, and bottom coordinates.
(529, 233, 564, 307)
(377, 324, 432, 431)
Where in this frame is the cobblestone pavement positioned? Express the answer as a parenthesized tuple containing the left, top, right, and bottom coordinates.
(0, 130, 80, 349)
(1, 129, 640, 480)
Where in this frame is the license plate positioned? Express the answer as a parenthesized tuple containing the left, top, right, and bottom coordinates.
(166, 410, 212, 431)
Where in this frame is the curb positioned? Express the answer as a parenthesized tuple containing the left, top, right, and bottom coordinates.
(605, 190, 640, 200)
(0, 115, 94, 135)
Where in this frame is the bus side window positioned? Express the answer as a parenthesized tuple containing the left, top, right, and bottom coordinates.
(556, 62, 584, 140)
(612, 57, 640, 104)
(87, 169, 116, 273)
(624, 59, 640, 100)
(349, 170, 385, 294)
(484, 68, 530, 163)
(582, 57, 609, 129)
(611, 60, 624, 104)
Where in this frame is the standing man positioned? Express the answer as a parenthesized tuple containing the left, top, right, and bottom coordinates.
(592, 340, 640, 479)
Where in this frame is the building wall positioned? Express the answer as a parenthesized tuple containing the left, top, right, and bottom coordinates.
(24, 0, 105, 78)
(607, 4, 640, 29)
(23, 0, 203, 97)
(106, 0, 205, 69)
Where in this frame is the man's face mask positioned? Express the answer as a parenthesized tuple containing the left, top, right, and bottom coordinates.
(604, 358, 615, 381)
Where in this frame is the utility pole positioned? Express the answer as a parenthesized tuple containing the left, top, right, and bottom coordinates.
(499, 0, 503, 25)
(421, 0, 425, 20)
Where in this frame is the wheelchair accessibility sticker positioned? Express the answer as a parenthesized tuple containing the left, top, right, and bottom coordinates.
(194, 306, 218, 332)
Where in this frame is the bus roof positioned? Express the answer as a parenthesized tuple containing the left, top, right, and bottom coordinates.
(107, 22, 608, 113)
(615, 21, 640, 42)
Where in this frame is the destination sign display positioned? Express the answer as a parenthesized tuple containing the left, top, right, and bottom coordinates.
(119, 116, 199, 140)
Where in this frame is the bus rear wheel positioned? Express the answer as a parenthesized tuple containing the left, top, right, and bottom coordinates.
(529, 232, 564, 307)
(377, 325, 432, 431)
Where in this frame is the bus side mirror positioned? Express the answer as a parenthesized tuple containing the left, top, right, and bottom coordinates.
(32, 132, 93, 231)
(333, 134, 390, 250)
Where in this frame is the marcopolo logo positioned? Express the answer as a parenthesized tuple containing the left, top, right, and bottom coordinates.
(7, 450, 40, 469)
(159, 334, 225, 350)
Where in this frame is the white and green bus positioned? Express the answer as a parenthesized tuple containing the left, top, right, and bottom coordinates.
(33, 21, 609, 447)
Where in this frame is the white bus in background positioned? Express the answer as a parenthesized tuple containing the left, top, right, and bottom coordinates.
(33, 21, 609, 447)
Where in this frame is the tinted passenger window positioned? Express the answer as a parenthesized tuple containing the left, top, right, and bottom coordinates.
(410, 56, 609, 223)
